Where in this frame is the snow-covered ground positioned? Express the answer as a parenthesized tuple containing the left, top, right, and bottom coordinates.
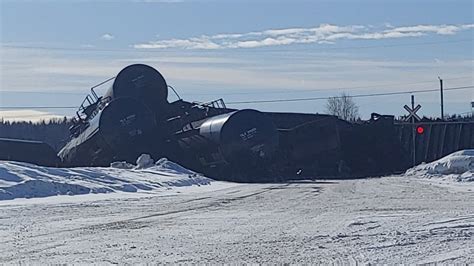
(0, 151, 473, 263)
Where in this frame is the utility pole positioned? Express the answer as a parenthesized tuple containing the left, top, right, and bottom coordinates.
(411, 95, 416, 166)
(438, 77, 444, 120)
(404, 95, 422, 166)
(472, 100, 474, 117)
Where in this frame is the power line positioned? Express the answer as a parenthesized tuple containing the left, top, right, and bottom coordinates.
(0, 85, 472, 109)
(226, 85, 474, 105)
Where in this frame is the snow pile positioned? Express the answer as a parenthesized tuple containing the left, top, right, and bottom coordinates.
(135, 154, 155, 169)
(155, 158, 196, 175)
(0, 155, 211, 200)
(109, 161, 134, 169)
(405, 150, 474, 182)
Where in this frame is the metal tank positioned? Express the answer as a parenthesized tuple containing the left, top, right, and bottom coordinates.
(59, 97, 158, 166)
(176, 109, 279, 178)
(103, 64, 169, 118)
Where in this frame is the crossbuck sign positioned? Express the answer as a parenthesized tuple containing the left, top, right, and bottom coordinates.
(404, 104, 421, 122)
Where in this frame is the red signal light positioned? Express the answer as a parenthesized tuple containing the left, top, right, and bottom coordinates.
(416, 126, 424, 134)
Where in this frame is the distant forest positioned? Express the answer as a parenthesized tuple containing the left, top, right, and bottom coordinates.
(0, 118, 72, 151)
(397, 114, 474, 123)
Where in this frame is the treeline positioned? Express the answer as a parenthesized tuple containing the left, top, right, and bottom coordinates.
(443, 113, 474, 122)
(0, 117, 72, 151)
(397, 113, 473, 123)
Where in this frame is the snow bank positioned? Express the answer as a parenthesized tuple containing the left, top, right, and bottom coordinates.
(0, 155, 211, 200)
(405, 150, 474, 182)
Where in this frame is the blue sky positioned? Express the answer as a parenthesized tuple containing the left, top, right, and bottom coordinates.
(0, 0, 473, 121)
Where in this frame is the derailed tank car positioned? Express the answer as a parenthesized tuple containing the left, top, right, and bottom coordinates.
(173, 109, 279, 181)
(59, 98, 158, 166)
(59, 64, 171, 166)
(265, 113, 347, 178)
(0, 138, 60, 167)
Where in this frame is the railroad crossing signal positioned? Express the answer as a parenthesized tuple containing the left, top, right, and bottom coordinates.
(404, 104, 421, 122)
(416, 126, 424, 134)
(405, 95, 422, 167)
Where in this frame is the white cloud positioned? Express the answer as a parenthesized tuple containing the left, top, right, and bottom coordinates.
(133, 23, 474, 50)
(134, 38, 220, 49)
(461, 24, 474, 30)
(101, 33, 115, 41)
(388, 25, 462, 35)
(212, 33, 245, 39)
(229, 37, 296, 49)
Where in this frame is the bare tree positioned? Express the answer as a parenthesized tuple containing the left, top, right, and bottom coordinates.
(325, 92, 360, 121)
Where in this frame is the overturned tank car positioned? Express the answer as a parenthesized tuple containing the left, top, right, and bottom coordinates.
(58, 97, 158, 166)
(173, 109, 279, 180)
(58, 64, 170, 166)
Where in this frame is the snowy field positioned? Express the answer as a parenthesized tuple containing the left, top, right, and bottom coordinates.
(0, 152, 473, 264)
